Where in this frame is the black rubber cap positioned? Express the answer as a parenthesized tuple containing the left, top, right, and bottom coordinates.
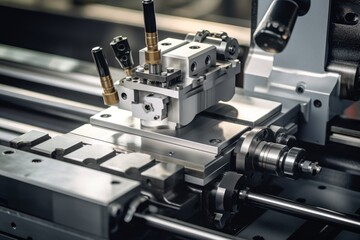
(91, 46, 110, 77)
(142, 0, 157, 33)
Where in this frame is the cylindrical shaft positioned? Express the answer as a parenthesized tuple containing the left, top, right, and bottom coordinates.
(142, 0, 157, 33)
(91, 46, 119, 105)
(91, 46, 110, 77)
(254, 0, 299, 53)
(142, 0, 161, 74)
(241, 191, 360, 233)
(134, 213, 245, 240)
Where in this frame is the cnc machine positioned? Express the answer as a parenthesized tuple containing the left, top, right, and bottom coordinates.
(0, 0, 359, 239)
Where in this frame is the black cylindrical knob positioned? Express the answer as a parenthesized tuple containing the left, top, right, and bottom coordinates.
(254, 0, 299, 53)
(142, 0, 157, 33)
(91, 46, 110, 77)
(110, 36, 134, 70)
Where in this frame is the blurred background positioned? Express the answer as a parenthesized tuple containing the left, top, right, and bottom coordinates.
(0, 0, 251, 143)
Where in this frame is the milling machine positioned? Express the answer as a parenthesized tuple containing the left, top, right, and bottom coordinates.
(0, 0, 360, 240)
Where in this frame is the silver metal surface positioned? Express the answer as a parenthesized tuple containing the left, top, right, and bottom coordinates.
(118, 33, 241, 126)
(135, 213, 244, 240)
(244, 0, 350, 145)
(100, 152, 155, 179)
(235, 128, 320, 178)
(162, 41, 216, 77)
(141, 162, 183, 191)
(242, 191, 360, 232)
(139, 38, 188, 66)
(91, 107, 249, 154)
(63, 144, 116, 167)
(71, 124, 232, 186)
(31, 135, 83, 159)
(205, 89, 282, 127)
(10, 130, 50, 150)
(329, 133, 360, 148)
(0, 145, 140, 238)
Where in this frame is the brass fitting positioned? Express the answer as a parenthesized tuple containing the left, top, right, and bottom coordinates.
(145, 32, 161, 65)
(100, 75, 119, 105)
(124, 67, 132, 77)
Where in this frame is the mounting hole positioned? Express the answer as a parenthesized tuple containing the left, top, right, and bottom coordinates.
(253, 236, 265, 240)
(313, 99, 322, 108)
(191, 62, 197, 72)
(144, 104, 151, 111)
(11, 222, 16, 230)
(121, 55, 128, 61)
(228, 45, 237, 55)
(345, 12, 359, 25)
(118, 44, 125, 51)
(154, 115, 160, 120)
(205, 55, 211, 65)
(168, 151, 174, 156)
(32, 159, 42, 163)
(111, 180, 120, 185)
(296, 86, 304, 94)
(3, 150, 14, 155)
(161, 42, 172, 46)
(296, 198, 306, 203)
(121, 93, 127, 100)
(146, 179, 152, 187)
(318, 185, 326, 190)
(189, 45, 200, 49)
(209, 139, 222, 144)
(100, 114, 111, 118)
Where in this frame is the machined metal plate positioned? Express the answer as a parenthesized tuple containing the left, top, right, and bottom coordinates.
(90, 107, 249, 155)
(100, 152, 155, 179)
(0, 145, 140, 238)
(133, 68, 181, 83)
(204, 90, 282, 127)
(10, 130, 50, 150)
(71, 124, 233, 186)
(31, 135, 83, 159)
(63, 144, 116, 167)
